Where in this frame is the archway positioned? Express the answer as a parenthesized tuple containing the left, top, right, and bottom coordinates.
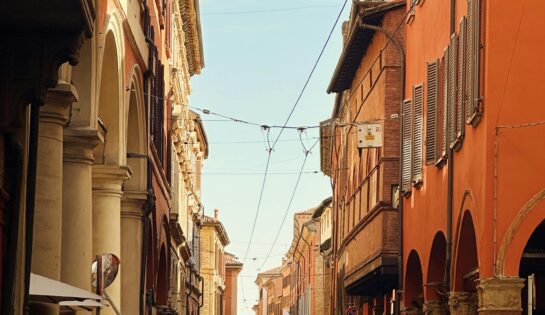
(453, 211, 478, 292)
(125, 76, 146, 191)
(94, 30, 123, 165)
(426, 232, 447, 301)
(405, 250, 424, 311)
(519, 220, 545, 315)
(156, 245, 168, 306)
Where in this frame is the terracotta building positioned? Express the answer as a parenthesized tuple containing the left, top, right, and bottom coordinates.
(225, 253, 243, 315)
(321, 1, 405, 314)
(200, 209, 230, 315)
(0, 0, 208, 314)
(400, 0, 545, 315)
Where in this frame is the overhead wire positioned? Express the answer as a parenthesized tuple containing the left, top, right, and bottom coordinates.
(235, 1, 348, 304)
(271, 0, 349, 149)
(257, 138, 320, 272)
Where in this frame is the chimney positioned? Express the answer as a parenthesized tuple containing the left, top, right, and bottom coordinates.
(214, 208, 219, 220)
(342, 21, 350, 45)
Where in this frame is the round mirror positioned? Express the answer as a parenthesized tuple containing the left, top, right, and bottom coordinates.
(92, 253, 120, 289)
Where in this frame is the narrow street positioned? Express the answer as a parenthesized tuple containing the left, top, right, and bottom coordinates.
(0, 1, 544, 315)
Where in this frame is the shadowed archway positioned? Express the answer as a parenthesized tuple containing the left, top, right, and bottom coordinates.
(405, 250, 424, 311)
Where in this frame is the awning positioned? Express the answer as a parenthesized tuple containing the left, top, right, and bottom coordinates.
(29, 273, 106, 309)
(60, 300, 108, 311)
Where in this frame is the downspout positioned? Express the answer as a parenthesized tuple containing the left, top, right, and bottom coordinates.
(358, 22, 405, 312)
(23, 102, 41, 315)
(445, 0, 456, 293)
(139, 1, 153, 314)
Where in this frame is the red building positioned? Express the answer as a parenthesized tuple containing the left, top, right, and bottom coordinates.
(401, 0, 545, 315)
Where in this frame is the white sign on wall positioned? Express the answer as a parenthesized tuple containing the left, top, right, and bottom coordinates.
(357, 122, 383, 148)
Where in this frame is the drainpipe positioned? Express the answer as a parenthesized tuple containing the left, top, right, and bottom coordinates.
(358, 22, 405, 313)
(445, 0, 456, 293)
(23, 102, 41, 315)
(139, 1, 154, 314)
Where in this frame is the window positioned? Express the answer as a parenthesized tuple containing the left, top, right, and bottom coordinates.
(448, 34, 458, 149)
(466, 0, 482, 126)
(455, 17, 467, 151)
(426, 60, 440, 165)
(401, 99, 412, 193)
(412, 84, 424, 187)
(441, 47, 449, 160)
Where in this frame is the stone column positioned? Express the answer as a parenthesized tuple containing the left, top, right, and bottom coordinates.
(61, 128, 100, 291)
(92, 165, 131, 315)
(120, 191, 146, 315)
(449, 291, 477, 315)
(30, 83, 74, 315)
(477, 277, 524, 315)
(423, 300, 449, 315)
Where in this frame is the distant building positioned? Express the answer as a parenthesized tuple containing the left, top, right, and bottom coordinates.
(255, 266, 283, 315)
(225, 253, 243, 315)
(200, 209, 230, 315)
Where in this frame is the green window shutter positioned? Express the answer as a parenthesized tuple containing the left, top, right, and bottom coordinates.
(412, 85, 424, 187)
(426, 60, 440, 165)
(402, 99, 413, 193)
(448, 34, 457, 149)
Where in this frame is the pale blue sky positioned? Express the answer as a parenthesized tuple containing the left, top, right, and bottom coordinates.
(189, 1, 349, 313)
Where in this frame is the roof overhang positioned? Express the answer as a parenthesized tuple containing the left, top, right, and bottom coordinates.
(327, 1, 405, 94)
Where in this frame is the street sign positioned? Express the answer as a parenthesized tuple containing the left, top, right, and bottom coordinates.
(357, 122, 383, 148)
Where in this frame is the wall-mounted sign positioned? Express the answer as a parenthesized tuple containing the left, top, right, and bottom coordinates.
(347, 306, 358, 315)
(357, 122, 383, 148)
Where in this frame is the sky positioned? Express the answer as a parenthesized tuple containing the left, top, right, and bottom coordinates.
(189, 1, 350, 314)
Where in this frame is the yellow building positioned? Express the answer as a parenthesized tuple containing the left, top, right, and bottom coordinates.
(200, 210, 230, 315)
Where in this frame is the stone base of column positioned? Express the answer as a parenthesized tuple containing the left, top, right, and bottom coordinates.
(477, 277, 524, 315)
(402, 306, 424, 315)
(449, 291, 477, 315)
(423, 300, 449, 315)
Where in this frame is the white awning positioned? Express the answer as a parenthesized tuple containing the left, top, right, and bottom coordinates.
(60, 299, 108, 311)
(29, 273, 106, 308)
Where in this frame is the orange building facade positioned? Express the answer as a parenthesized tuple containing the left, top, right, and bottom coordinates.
(401, 0, 545, 315)
(225, 253, 243, 315)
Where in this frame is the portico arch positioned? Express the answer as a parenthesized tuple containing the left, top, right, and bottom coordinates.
(405, 250, 424, 312)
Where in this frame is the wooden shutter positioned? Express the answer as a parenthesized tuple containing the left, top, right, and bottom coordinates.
(448, 34, 457, 149)
(442, 47, 449, 159)
(454, 17, 467, 151)
(466, 0, 482, 126)
(426, 60, 440, 165)
(402, 99, 412, 193)
(412, 85, 423, 187)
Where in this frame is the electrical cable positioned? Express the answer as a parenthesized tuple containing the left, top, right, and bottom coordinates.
(271, 0, 349, 149)
(242, 128, 273, 263)
(258, 138, 320, 272)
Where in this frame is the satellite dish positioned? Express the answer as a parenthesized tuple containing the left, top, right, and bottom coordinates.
(92, 253, 120, 290)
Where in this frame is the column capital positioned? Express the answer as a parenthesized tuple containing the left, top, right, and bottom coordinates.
(92, 165, 132, 197)
(121, 190, 148, 219)
(477, 277, 524, 314)
(402, 306, 423, 315)
(40, 82, 77, 125)
(423, 300, 448, 315)
(64, 127, 102, 165)
(449, 291, 477, 315)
